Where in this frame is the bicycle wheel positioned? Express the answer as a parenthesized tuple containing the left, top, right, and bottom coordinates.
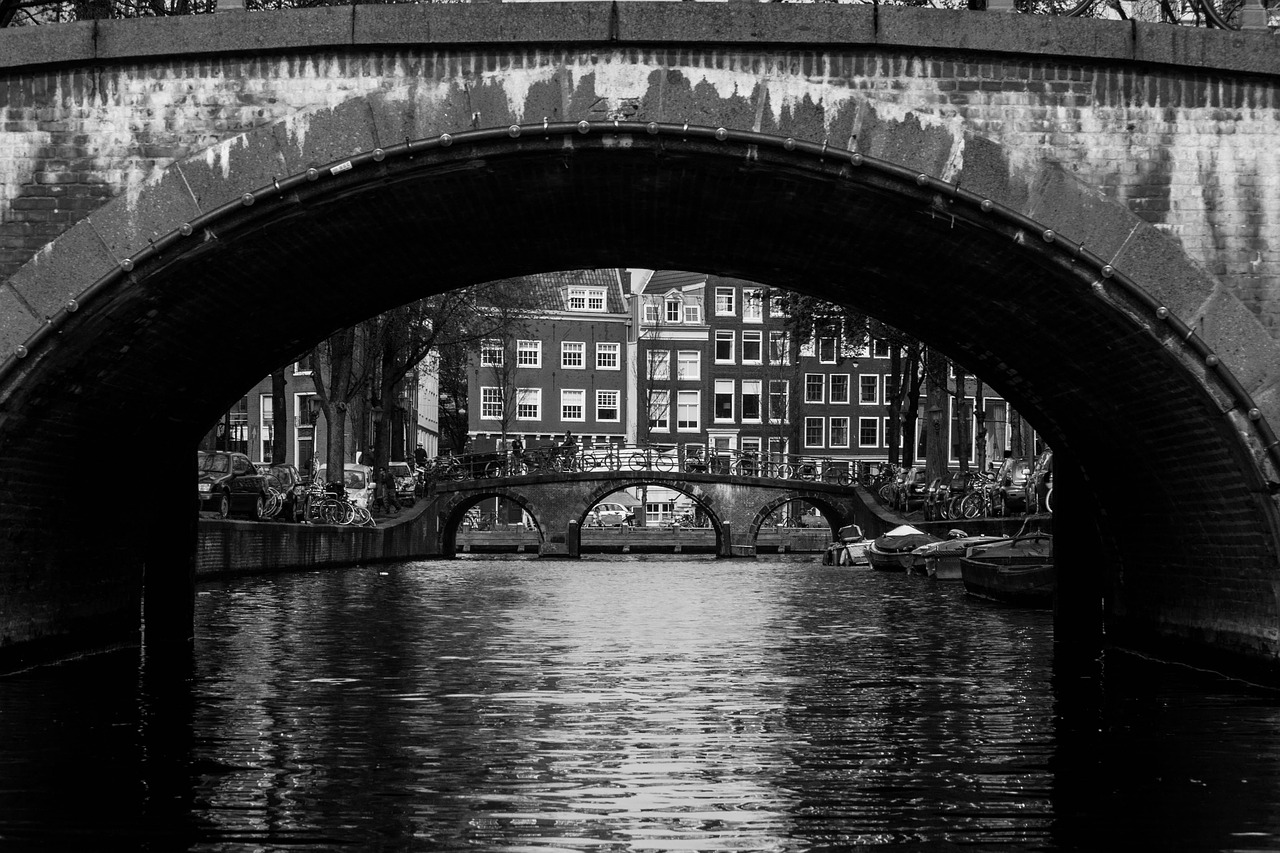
(352, 505, 374, 527)
(629, 452, 649, 471)
(336, 501, 356, 525)
(484, 460, 503, 478)
(1045, 488, 1054, 513)
(654, 454, 674, 472)
(958, 492, 983, 520)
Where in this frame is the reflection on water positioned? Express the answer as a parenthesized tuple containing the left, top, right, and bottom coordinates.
(2, 555, 1280, 851)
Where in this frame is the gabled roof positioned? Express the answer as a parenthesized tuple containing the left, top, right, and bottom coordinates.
(523, 269, 628, 314)
(643, 270, 706, 295)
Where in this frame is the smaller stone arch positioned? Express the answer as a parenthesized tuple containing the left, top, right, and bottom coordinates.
(437, 488, 542, 557)
(578, 478, 728, 555)
(748, 493, 851, 544)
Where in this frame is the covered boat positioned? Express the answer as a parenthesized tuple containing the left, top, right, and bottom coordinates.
(822, 524, 870, 567)
(867, 524, 941, 572)
(960, 530, 1054, 606)
(913, 531, 1008, 580)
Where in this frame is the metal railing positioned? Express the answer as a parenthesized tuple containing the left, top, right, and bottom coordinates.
(422, 443, 862, 486)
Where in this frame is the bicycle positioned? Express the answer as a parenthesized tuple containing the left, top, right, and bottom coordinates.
(958, 474, 1003, 519)
(629, 445, 675, 472)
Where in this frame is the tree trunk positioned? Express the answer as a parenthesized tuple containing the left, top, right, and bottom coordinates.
(270, 369, 287, 465)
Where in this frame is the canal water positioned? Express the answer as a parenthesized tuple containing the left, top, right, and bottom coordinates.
(3, 555, 1280, 851)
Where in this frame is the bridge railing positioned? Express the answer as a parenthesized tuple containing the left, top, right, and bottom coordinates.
(425, 443, 865, 486)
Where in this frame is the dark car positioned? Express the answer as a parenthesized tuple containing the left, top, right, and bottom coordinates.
(1024, 448, 1053, 514)
(264, 463, 308, 522)
(197, 451, 272, 519)
(994, 456, 1033, 515)
(896, 466, 930, 512)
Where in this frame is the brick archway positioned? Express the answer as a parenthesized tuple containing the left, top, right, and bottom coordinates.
(4, 100, 1280, 673)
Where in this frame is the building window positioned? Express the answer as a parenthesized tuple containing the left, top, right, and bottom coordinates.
(769, 380, 788, 422)
(742, 380, 762, 422)
(805, 373, 824, 403)
(743, 287, 763, 322)
(884, 374, 898, 405)
(742, 330, 762, 364)
(568, 287, 606, 312)
(860, 417, 880, 448)
(259, 394, 273, 463)
(649, 389, 670, 431)
(561, 389, 585, 421)
(859, 374, 879, 404)
(647, 350, 671, 380)
(715, 287, 736, 316)
(715, 330, 734, 363)
(516, 388, 541, 420)
(666, 298, 682, 323)
(480, 339, 504, 367)
(769, 331, 789, 365)
(684, 301, 701, 324)
(818, 336, 837, 363)
(597, 342, 620, 370)
(643, 300, 661, 323)
(293, 353, 314, 375)
(517, 340, 541, 368)
(805, 417, 824, 448)
(830, 374, 850, 405)
(677, 391, 700, 431)
(769, 291, 789, 318)
(561, 341, 585, 369)
(596, 390, 620, 422)
(480, 387, 503, 420)
(830, 416, 850, 448)
(873, 338, 891, 358)
(714, 379, 734, 422)
(677, 350, 701, 380)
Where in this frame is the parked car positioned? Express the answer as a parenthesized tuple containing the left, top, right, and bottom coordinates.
(589, 502, 635, 527)
(387, 461, 417, 507)
(1024, 448, 1053, 514)
(263, 463, 308, 522)
(896, 466, 930, 513)
(994, 455, 1033, 514)
(197, 451, 273, 519)
(315, 463, 375, 509)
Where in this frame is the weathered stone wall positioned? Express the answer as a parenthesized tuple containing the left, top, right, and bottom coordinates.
(2, 6, 1280, 329)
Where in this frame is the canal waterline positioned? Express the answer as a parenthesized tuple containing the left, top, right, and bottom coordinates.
(1, 555, 1279, 851)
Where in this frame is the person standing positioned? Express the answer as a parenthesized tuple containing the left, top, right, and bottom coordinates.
(510, 436, 525, 474)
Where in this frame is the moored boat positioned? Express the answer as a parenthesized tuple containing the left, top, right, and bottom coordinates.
(822, 524, 870, 566)
(867, 524, 941, 572)
(960, 531, 1054, 606)
(914, 531, 1007, 580)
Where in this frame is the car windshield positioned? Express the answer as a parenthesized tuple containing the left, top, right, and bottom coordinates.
(198, 454, 230, 473)
(388, 463, 411, 476)
(345, 471, 367, 489)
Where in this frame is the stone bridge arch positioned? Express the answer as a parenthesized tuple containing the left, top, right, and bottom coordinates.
(1, 6, 1280, 677)
(435, 487, 545, 558)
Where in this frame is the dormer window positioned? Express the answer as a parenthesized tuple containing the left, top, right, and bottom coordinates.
(665, 298, 682, 323)
(568, 287, 607, 312)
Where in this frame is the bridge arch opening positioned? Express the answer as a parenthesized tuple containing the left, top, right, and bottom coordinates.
(5, 112, 1280, 675)
(751, 496, 846, 545)
(439, 491, 543, 558)
(579, 480, 727, 551)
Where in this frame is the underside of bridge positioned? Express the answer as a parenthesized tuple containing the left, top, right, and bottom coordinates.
(2, 119, 1279, 679)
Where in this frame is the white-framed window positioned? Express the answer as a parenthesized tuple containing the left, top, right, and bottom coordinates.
(649, 389, 670, 431)
(293, 353, 314, 375)
(859, 374, 879, 405)
(818, 336, 837, 363)
(769, 380, 788, 423)
(665, 298, 683, 323)
(742, 330, 762, 364)
(597, 342, 620, 370)
(714, 330, 734, 363)
(873, 338, 891, 358)
(804, 416, 824, 448)
(516, 388, 541, 420)
(769, 291, 789, 318)
(677, 390, 700, 431)
(859, 417, 880, 448)
(830, 416, 850, 448)
(830, 374, 850, 405)
(480, 387, 503, 420)
(677, 350, 701, 380)
(561, 389, 585, 422)
(714, 379, 734, 422)
(259, 394, 274, 463)
(769, 331, 789, 365)
(742, 380, 762, 422)
(596, 390, 620, 422)
(647, 349, 671, 380)
(561, 341, 585, 369)
(643, 300, 661, 323)
(805, 373, 824, 403)
(715, 287, 736, 316)
(850, 340, 871, 360)
(684, 301, 701, 324)
(883, 374, 898, 405)
(480, 339, 504, 367)
(294, 392, 320, 472)
(517, 340, 541, 368)
(743, 287, 763, 322)
(568, 287, 607, 312)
